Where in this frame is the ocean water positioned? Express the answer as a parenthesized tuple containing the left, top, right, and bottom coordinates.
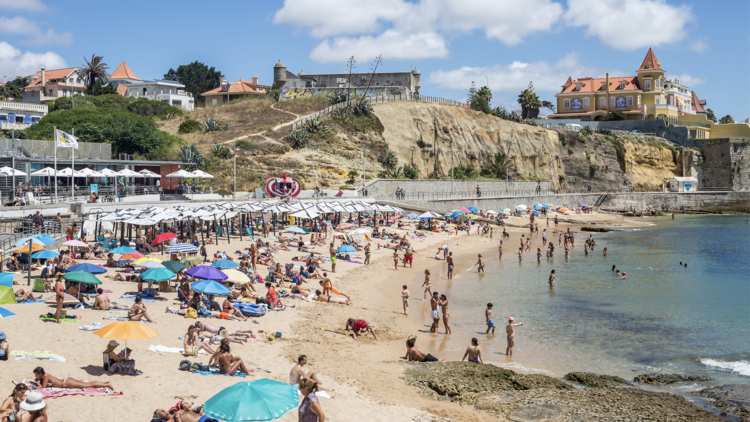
(412, 215, 750, 390)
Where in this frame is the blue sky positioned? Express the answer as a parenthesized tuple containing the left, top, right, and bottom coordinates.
(1, 0, 747, 119)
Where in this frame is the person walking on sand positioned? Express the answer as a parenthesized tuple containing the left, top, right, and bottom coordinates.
(422, 270, 432, 299)
(364, 243, 371, 265)
(392, 250, 400, 270)
(401, 285, 410, 316)
(403, 246, 413, 268)
(498, 240, 503, 260)
(461, 338, 483, 363)
(549, 269, 555, 286)
(475, 254, 485, 273)
(430, 292, 440, 333)
(506, 317, 524, 356)
(54, 275, 65, 324)
(447, 252, 454, 279)
(329, 243, 336, 273)
(439, 294, 451, 335)
(485, 303, 495, 334)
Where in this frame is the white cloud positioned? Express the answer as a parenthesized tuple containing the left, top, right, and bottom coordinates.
(275, 0, 564, 61)
(0, 41, 67, 79)
(0, 16, 73, 46)
(564, 0, 694, 50)
(310, 30, 448, 63)
(666, 73, 707, 87)
(688, 38, 709, 53)
(0, 0, 47, 12)
(428, 53, 605, 94)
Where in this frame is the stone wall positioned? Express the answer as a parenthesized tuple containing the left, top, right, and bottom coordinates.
(360, 179, 553, 198)
(0, 138, 112, 159)
(598, 120, 695, 147)
(704, 138, 750, 191)
(729, 140, 750, 191)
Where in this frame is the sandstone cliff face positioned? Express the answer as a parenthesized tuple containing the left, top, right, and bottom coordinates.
(373, 102, 683, 192)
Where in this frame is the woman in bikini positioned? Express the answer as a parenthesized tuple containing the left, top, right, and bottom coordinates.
(0, 384, 27, 419)
(54, 275, 65, 324)
(31, 367, 113, 390)
(422, 269, 432, 300)
(128, 297, 155, 323)
(461, 338, 483, 364)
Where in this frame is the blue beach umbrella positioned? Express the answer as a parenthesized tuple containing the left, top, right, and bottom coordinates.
(542, 203, 553, 207)
(0, 307, 16, 319)
(452, 210, 466, 215)
(337, 245, 356, 253)
(406, 213, 419, 218)
(191, 279, 231, 296)
(467, 207, 479, 212)
(284, 227, 306, 234)
(212, 259, 239, 269)
(29, 234, 56, 245)
(141, 268, 175, 282)
(15, 237, 45, 246)
(32, 250, 59, 259)
(186, 265, 228, 281)
(165, 243, 199, 253)
(110, 246, 138, 254)
(66, 263, 107, 275)
(204, 378, 299, 422)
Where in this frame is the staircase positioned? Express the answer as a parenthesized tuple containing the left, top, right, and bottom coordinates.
(593, 191, 611, 208)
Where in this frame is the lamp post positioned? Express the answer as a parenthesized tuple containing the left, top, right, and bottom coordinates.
(630, 159, 634, 192)
(233, 141, 237, 199)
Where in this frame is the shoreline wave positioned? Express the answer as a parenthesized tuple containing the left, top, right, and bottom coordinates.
(700, 358, 750, 377)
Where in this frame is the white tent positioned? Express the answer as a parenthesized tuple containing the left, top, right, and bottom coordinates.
(188, 170, 214, 179)
(29, 167, 58, 176)
(74, 168, 100, 177)
(0, 166, 27, 176)
(166, 170, 193, 178)
(669, 177, 698, 193)
(138, 169, 161, 178)
(116, 169, 143, 177)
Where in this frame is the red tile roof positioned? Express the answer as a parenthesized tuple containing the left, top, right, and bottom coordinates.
(201, 79, 271, 96)
(638, 47, 664, 72)
(559, 76, 640, 94)
(25, 67, 78, 88)
(562, 76, 573, 87)
(690, 90, 707, 113)
(116, 84, 128, 95)
(110, 61, 140, 81)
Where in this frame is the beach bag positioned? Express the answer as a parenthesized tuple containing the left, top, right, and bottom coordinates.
(179, 360, 192, 371)
(184, 345, 198, 357)
(185, 308, 198, 319)
(109, 359, 138, 375)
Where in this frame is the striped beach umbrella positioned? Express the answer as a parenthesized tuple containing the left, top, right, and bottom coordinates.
(165, 243, 199, 253)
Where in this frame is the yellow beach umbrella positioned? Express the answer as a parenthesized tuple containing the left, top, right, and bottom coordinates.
(221, 269, 250, 283)
(94, 321, 159, 351)
(132, 257, 163, 265)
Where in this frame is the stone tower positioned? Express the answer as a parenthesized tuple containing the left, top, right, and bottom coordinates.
(273, 61, 287, 89)
(411, 68, 421, 94)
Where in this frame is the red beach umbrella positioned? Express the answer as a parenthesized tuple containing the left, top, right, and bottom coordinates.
(151, 232, 178, 245)
(457, 207, 471, 213)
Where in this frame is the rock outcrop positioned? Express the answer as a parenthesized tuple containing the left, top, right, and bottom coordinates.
(564, 372, 631, 388)
(634, 373, 713, 385)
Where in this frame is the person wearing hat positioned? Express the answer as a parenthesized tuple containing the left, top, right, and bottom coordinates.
(505, 317, 524, 356)
(0, 332, 8, 361)
(19, 391, 47, 421)
(104, 341, 140, 376)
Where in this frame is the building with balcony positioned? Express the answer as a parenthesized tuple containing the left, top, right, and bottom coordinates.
(0, 102, 47, 130)
(201, 77, 270, 106)
(548, 48, 708, 124)
(22, 67, 86, 104)
(122, 79, 194, 111)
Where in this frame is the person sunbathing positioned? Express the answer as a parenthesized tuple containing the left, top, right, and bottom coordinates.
(313, 290, 350, 305)
(221, 298, 248, 321)
(291, 281, 310, 296)
(153, 408, 217, 422)
(105, 272, 140, 282)
(404, 338, 446, 362)
(31, 367, 113, 390)
(92, 288, 129, 310)
(194, 321, 254, 339)
(128, 297, 155, 323)
(216, 344, 253, 376)
(184, 325, 216, 355)
(14, 289, 41, 302)
(105, 253, 117, 267)
(257, 255, 276, 266)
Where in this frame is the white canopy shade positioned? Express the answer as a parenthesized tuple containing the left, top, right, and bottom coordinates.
(56, 168, 74, 176)
(29, 167, 59, 176)
(0, 166, 27, 176)
(166, 170, 193, 178)
(417, 211, 442, 219)
(291, 210, 321, 219)
(138, 169, 162, 178)
(116, 169, 143, 177)
(74, 168, 100, 177)
(188, 170, 214, 179)
(97, 168, 119, 176)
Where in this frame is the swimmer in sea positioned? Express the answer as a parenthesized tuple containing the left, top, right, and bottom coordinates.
(621, 272, 627, 279)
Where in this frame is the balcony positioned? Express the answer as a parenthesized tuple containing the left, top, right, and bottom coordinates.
(675, 121, 711, 129)
(0, 122, 32, 130)
(0, 101, 49, 113)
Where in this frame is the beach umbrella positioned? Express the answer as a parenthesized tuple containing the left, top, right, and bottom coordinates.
(161, 261, 186, 273)
(0, 307, 16, 319)
(498, 210, 509, 215)
(120, 252, 146, 261)
(15, 237, 46, 247)
(516, 205, 528, 210)
(503, 208, 512, 214)
(284, 227, 306, 234)
(486, 210, 497, 214)
(165, 243, 198, 253)
(418, 211, 441, 219)
(337, 245, 356, 253)
(186, 265, 228, 281)
(457, 207, 471, 213)
(191, 279, 231, 295)
(452, 210, 466, 215)
(63, 271, 102, 285)
(0, 167, 27, 176)
(132, 257, 163, 265)
(336, 223, 354, 230)
(166, 170, 193, 178)
(94, 321, 160, 354)
(115, 169, 142, 177)
(534, 205, 542, 210)
(455, 215, 469, 221)
(152, 232, 177, 245)
(467, 207, 479, 212)
(212, 259, 239, 269)
(29, 167, 58, 176)
(32, 250, 59, 259)
(74, 168, 100, 177)
(134, 261, 166, 269)
(221, 269, 251, 283)
(66, 263, 107, 275)
(63, 239, 89, 247)
(138, 169, 161, 178)
(140, 268, 175, 282)
(44, 295, 79, 305)
(559, 208, 569, 212)
(9, 242, 45, 253)
(110, 246, 138, 254)
(406, 213, 419, 218)
(188, 170, 214, 179)
(542, 203, 553, 207)
(204, 378, 298, 422)
(467, 214, 479, 220)
(579, 204, 588, 208)
(28, 234, 56, 245)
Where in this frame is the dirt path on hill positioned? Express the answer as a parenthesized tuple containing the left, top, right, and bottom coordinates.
(221, 103, 312, 144)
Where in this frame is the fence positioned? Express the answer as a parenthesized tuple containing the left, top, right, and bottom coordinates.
(381, 189, 556, 202)
(0, 219, 72, 266)
(291, 93, 468, 130)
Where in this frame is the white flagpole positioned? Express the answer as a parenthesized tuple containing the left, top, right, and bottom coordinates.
(71, 128, 75, 202)
(54, 127, 58, 204)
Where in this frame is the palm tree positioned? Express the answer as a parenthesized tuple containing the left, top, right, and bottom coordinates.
(486, 151, 510, 179)
(719, 115, 734, 124)
(517, 82, 555, 119)
(77, 54, 109, 95)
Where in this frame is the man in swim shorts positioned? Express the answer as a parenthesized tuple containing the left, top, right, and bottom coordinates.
(485, 303, 495, 334)
(403, 246, 413, 268)
(404, 338, 446, 362)
(447, 252, 454, 279)
(430, 292, 440, 333)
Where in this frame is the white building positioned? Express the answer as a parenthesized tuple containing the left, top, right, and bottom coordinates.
(0, 101, 47, 130)
(123, 80, 194, 111)
(22, 67, 86, 103)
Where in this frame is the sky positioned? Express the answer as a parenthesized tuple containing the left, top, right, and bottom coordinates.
(1, 0, 748, 120)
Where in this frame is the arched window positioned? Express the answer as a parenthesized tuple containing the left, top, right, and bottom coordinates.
(645, 80, 651, 90)
(656, 97, 660, 105)
(655, 79, 660, 89)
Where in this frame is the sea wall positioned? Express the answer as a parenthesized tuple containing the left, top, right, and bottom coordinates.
(361, 179, 553, 198)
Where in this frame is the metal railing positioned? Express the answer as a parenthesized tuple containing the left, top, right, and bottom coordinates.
(382, 189, 556, 202)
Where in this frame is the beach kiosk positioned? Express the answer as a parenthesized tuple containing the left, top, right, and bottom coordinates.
(668, 177, 698, 192)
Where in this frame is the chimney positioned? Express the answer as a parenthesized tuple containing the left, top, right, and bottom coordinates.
(605, 73, 610, 111)
(252, 75, 258, 85)
(41, 67, 46, 86)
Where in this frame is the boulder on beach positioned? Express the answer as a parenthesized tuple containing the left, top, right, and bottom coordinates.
(507, 403, 563, 422)
(634, 373, 713, 385)
(700, 384, 750, 421)
(563, 372, 631, 388)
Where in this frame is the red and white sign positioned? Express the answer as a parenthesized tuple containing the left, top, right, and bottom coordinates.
(264, 173, 301, 198)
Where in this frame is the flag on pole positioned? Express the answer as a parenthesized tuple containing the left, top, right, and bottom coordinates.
(55, 129, 79, 149)
(364, 234, 373, 242)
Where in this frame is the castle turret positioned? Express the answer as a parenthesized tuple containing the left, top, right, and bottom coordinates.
(273, 61, 287, 89)
(411, 68, 421, 94)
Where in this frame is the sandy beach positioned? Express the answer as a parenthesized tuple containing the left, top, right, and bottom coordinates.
(2, 211, 665, 422)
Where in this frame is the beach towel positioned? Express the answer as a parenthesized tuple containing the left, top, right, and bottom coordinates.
(10, 351, 66, 362)
(119, 296, 156, 303)
(39, 316, 79, 323)
(16, 299, 45, 304)
(148, 345, 207, 355)
(79, 325, 101, 331)
(36, 387, 123, 399)
(102, 316, 151, 323)
(193, 369, 246, 378)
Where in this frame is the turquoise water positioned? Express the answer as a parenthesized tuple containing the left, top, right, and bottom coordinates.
(413, 215, 750, 390)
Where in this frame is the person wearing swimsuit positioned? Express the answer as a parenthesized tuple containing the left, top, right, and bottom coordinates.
(32, 367, 113, 390)
(0, 384, 28, 420)
(54, 278, 65, 324)
(462, 338, 483, 364)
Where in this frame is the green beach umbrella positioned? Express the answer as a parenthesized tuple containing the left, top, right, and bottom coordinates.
(455, 215, 469, 222)
(204, 378, 299, 422)
(63, 271, 102, 285)
(161, 261, 186, 273)
(140, 268, 175, 282)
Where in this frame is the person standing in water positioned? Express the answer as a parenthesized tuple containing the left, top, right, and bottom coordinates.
(548, 269, 555, 286)
(430, 292, 440, 333)
(485, 303, 495, 334)
(422, 270, 432, 300)
(439, 294, 451, 335)
(506, 317, 524, 356)
(447, 252, 454, 279)
(475, 254, 485, 273)
(498, 240, 503, 260)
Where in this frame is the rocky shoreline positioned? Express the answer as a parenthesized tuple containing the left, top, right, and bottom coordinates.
(404, 363, 728, 421)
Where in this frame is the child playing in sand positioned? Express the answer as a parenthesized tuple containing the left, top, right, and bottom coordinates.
(401, 285, 409, 316)
(475, 254, 485, 273)
(485, 303, 495, 334)
(506, 317, 524, 356)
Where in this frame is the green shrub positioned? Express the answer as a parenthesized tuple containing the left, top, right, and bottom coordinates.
(595, 126, 612, 135)
(287, 129, 309, 149)
(580, 126, 594, 135)
(203, 115, 228, 133)
(585, 152, 591, 160)
(127, 97, 182, 118)
(568, 146, 574, 154)
(612, 138, 626, 171)
(381, 150, 398, 169)
(558, 175, 565, 183)
(403, 164, 419, 179)
(178, 119, 202, 134)
(589, 163, 599, 172)
(212, 143, 233, 159)
(579, 135, 587, 143)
